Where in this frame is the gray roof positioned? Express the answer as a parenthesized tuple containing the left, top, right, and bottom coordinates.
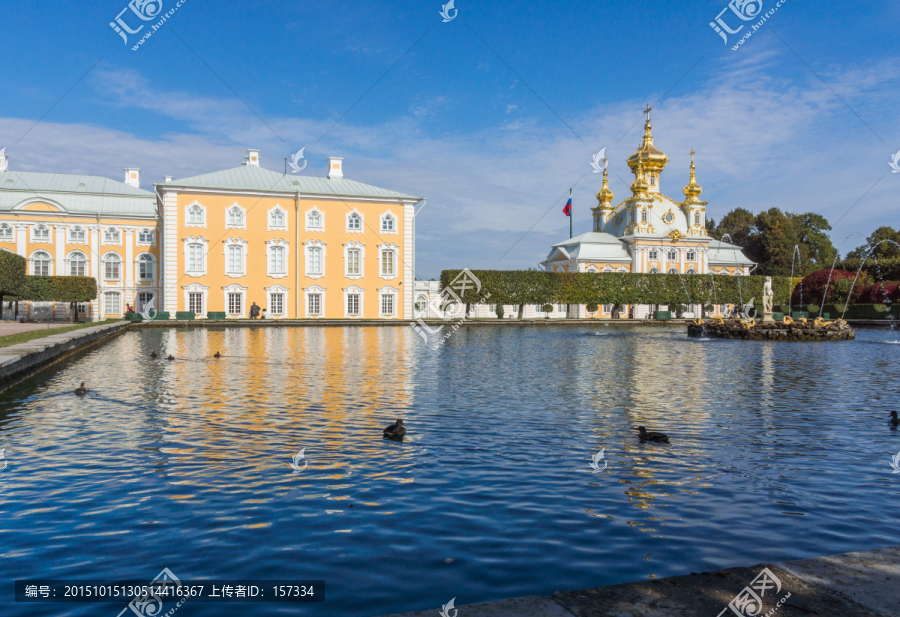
(166, 165, 422, 201)
(544, 232, 632, 262)
(707, 239, 755, 266)
(0, 171, 157, 217)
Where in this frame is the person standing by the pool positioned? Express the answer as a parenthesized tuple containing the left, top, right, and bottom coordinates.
(249, 302, 260, 319)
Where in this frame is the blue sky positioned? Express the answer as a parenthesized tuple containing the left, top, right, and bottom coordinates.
(1, 0, 898, 278)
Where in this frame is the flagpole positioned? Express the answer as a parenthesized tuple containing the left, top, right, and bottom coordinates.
(569, 188, 573, 238)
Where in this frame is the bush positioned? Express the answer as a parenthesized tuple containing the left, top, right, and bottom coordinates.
(495, 304, 504, 319)
(857, 282, 899, 304)
(838, 257, 900, 282)
(586, 302, 598, 313)
(12, 276, 97, 302)
(0, 252, 27, 297)
(542, 304, 553, 313)
(791, 269, 857, 306)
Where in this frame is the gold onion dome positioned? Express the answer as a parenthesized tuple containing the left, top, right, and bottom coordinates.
(595, 167, 615, 208)
(630, 162, 650, 196)
(627, 104, 668, 173)
(682, 149, 704, 203)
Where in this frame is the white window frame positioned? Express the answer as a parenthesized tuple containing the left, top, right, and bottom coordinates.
(667, 249, 677, 261)
(641, 208, 647, 223)
(185, 201, 206, 228)
(136, 252, 156, 283)
(303, 239, 326, 279)
(223, 237, 248, 278)
(265, 284, 290, 318)
(346, 209, 363, 234)
(30, 250, 53, 276)
(616, 266, 629, 273)
(343, 241, 365, 279)
(223, 283, 248, 318)
(268, 205, 288, 231)
(0, 223, 13, 241)
(31, 224, 51, 244)
(305, 207, 324, 232)
(378, 286, 398, 319)
(380, 210, 397, 235)
(67, 226, 86, 244)
(586, 265, 598, 273)
(694, 211, 701, 225)
(137, 228, 155, 246)
(266, 238, 289, 279)
(649, 249, 659, 260)
(183, 283, 209, 317)
(602, 265, 614, 273)
(103, 291, 122, 317)
(649, 267, 660, 274)
(136, 291, 157, 315)
(343, 285, 365, 318)
(102, 251, 122, 282)
(687, 268, 697, 275)
(103, 227, 121, 245)
(378, 243, 399, 280)
(66, 250, 88, 277)
(668, 267, 679, 275)
(225, 203, 247, 230)
(686, 250, 697, 261)
(183, 235, 209, 277)
(304, 285, 326, 318)
(414, 294, 428, 318)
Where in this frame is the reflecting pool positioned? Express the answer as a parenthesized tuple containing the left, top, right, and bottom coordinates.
(1, 325, 899, 616)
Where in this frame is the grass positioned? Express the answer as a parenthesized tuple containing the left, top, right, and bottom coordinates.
(0, 319, 122, 349)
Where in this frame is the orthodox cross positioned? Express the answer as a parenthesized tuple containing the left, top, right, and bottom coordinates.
(644, 103, 652, 121)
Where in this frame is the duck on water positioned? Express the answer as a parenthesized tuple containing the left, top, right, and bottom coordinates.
(383, 419, 406, 440)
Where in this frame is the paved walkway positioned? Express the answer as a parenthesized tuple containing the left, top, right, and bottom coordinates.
(0, 321, 74, 336)
(377, 545, 900, 616)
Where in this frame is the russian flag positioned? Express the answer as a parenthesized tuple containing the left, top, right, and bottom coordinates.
(563, 198, 572, 216)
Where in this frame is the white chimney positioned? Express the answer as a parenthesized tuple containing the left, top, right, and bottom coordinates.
(124, 168, 140, 188)
(0, 148, 8, 172)
(327, 156, 343, 179)
(164, 176, 173, 183)
(243, 149, 260, 167)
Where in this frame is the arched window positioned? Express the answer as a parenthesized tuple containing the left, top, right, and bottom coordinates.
(414, 295, 428, 316)
(668, 267, 678, 274)
(686, 250, 696, 261)
(104, 228, 120, 243)
(641, 209, 647, 223)
(649, 267, 660, 274)
(629, 210, 635, 223)
(105, 254, 121, 280)
(586, 265, 598, 273)
(381, 213, 396, 233)
(616, 266, 629, 273)
(686, 268, 697, 275)
(650, 175, 656, 186)
(227, 206, 243, 227)
(269, 207, 286, 229)
(188, 205, 204, 224)
(70, 226, 85, 242)
(667, 249, 677, 261)
(32, 251, 51, 275)
(34, 225, 50, 241)
(734, 270, 743, 276)
(694, 212, 700, 225)
(307, 210, 322, 229)
(138, 254, 155, 281)
(138, 229, 153, 243)
(649, 249, 658, 260)
(347, 212, 362, 232)
(0, 224, 12, 240)
(69, 252, 87, 276)
(602, 265, 614, 273)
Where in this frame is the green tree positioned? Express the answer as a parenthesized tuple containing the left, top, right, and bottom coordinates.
(788, 212, 837, 270)
(846, 226, 900, 260)
(714, 207, 755, 247)
(0, 252, 27, 319)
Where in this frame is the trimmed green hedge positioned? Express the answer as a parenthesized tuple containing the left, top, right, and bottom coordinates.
(440, 270, 796, 307)
(0, 252, 27, 296)
(207, 312, 226, 320)
(12, 276, 97, 302)
(175, 311, 195, 320)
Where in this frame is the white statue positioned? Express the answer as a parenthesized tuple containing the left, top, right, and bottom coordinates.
(762, 276, 774, 321)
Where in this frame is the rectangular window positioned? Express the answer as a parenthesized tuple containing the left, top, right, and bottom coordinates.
(270, 293, 284, 315)
(308, 247, 322, 275)
(104, 293, 121, 315)
(347, 249, 360, 275)
(70, 259, 86, 277)
(227, 293, 242, 316)
(381, 251, 394, 276)
(70, 228, 85, 242)
(347, 294, 360, 316)
(105, 259, 120, 280)
(603, 304, 613, 313)
(381, 294, 394, 316)
(382, 217, 394, 232)
(227, 245, 242, 274)
(188, 244, 203, 272)
(308, 293, 321, 316)
(270, 246, 285, 274)
(189, 293, 203, 314)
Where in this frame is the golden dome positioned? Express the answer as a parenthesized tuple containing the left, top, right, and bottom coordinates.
(627, 104, 668, 173)
(630, 162, 650, 196)
(594, 167, 615, 209)
(682, 149, 705, 204)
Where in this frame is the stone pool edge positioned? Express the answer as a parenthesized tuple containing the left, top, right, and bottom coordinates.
(375, 544, 899, 617)
(0, 321, 129, 392)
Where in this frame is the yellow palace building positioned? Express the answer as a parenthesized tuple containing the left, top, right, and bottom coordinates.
(0, 149, 422, 321)
(540, 107, 754, 319)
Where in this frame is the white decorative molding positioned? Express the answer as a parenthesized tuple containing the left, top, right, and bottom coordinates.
(135, 251, 157, 285)
(305, 206, 324, 232)
(30, 224, 52, 244)
(267, 204, 288, 231)
(377, 285, 399, 318)
(64, 250, 89, 277)
(404, 202, 414, 319)
(303, 284, 327, 318)
(102, 227, 122, 246)
(100, 250, 123, 283)
(379, 210, 398, 235)
(222, 283, 249, 318)
(185, 201, 206, 228)
(303, 239, 326, 280)
(0, 223, 14, 244)
(66, 225, 87, 244)
(342, 285, 365, 319)
(136, 228, 156, 246)
(346, 209, 364, 234)
(163, 190, 178, 317)
(225, 202, 247, 230)
(264, 284, 290, 317)
(343, 240, 365, 279)
(183, 283, 210, 317)
(378, 241, 399, 281)
(183, 235, 209, 277)
(28, 249, 54, 275)
(265, 238, 289, 279)
(223, 237, 248, 278)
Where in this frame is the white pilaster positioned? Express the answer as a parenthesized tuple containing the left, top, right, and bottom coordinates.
(403, 202, 414, 319)
(54, 225, 66, 274)
(15, 224, 26, 256)
(163, 190, 179, 316)
(90, 225, 100, 321)
(124, 228, 135, 308)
